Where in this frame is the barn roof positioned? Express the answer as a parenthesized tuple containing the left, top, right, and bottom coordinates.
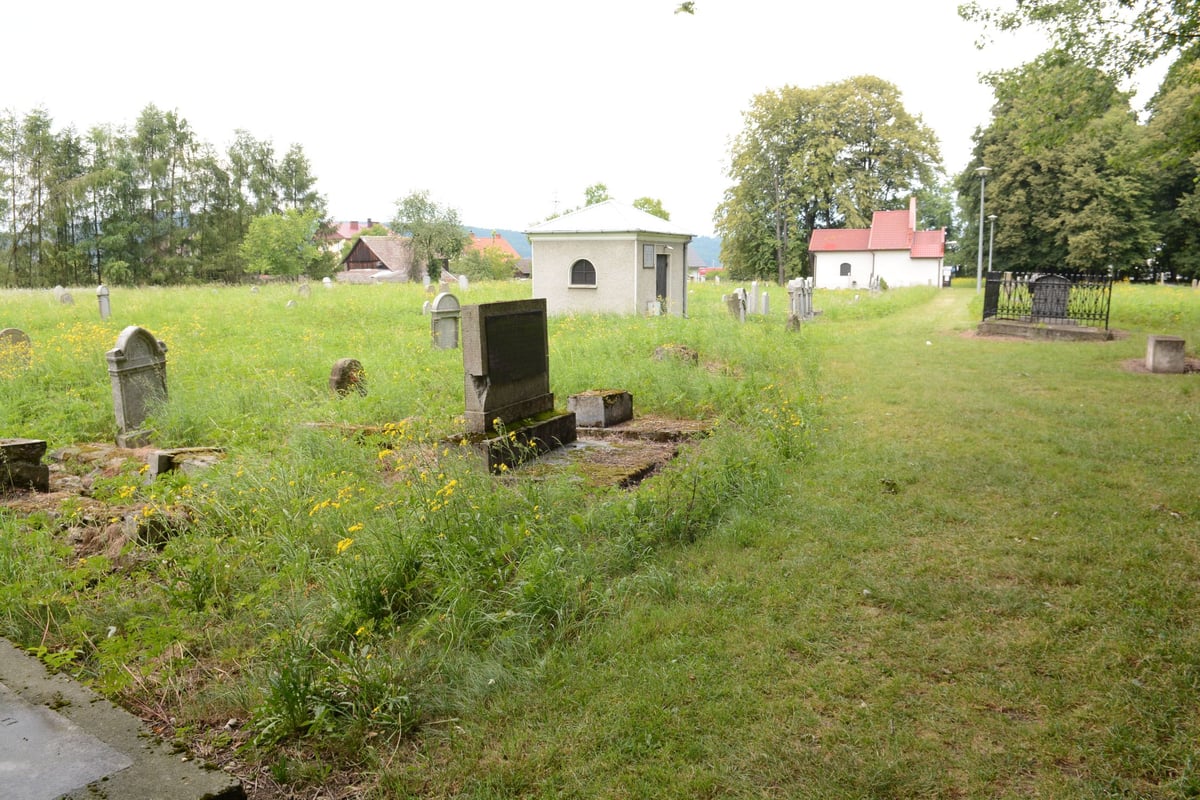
(341, 235, 414, 272)
(527, 200, 694, 237)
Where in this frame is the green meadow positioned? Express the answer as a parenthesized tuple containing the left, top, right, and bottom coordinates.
(1, 280, 1198, 798)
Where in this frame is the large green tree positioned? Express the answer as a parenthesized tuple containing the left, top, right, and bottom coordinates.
(960, 0, 1199, 75)
(958, 53, 1155, 276)
(239, 208, 329, 278)
(389, 191, 469, 281)
(715, 75, 942, 283)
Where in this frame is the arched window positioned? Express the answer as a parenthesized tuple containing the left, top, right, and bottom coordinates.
(570, 259, 596, 286)
(839, 262, 852, 276)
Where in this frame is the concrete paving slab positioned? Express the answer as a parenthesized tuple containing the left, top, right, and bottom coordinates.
(0, 637, 244, 800)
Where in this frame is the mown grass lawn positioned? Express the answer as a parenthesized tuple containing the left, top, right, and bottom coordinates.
(387, 286, 1200, 799)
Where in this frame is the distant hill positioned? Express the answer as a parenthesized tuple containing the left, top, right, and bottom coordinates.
(467, 226, 721, 267)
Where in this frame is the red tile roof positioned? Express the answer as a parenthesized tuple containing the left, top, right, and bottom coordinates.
(809, 228, 871, 251)
(466, 233, 520, 259)
(808, 199, 944, 259)
(911, 229, 946, 258)
(866, 210, 912, 251)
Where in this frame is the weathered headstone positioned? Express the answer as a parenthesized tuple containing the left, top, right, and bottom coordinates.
(786, 277, 815, 330)
(462, 299, 555, 433)
(329, 358, 367, 396)
(59, 291, 74, 306)
(724, 288, 746, 322)
(431, 292, 461, 350)
(569, 390, 633, 428)
(52, 285, 65, 301)
(106, 326, 168, 448)
(458, 274, 469, 292)
(250, 286, 259, 294)
(96, 284, 111, 320)
(0, 328, 32, 367)
(297, 282, 311, 297)
(322, 276, 333, 288)
(1146, 335, 1187, 374)
(422, 300, 432, 315)
(0, 438, 50, 492)
(1030, 274, 1072, 322)
(761, 292, 769, 315)
(286, 299, 297, 309)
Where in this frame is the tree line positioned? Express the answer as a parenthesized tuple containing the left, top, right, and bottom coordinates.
(716, 0, 1200, 283)
(0, 104, 327, 288)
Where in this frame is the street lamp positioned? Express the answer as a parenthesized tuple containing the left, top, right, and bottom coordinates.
(987, 213, 998, 273)
(975, 166, 991, 293)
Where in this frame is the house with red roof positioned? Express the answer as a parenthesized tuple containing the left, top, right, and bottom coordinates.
(808, 198, 946, 289)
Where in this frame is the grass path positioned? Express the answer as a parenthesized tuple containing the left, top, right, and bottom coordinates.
(389, 289, 1199, 799)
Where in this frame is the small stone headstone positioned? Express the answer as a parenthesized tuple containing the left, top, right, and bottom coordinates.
(761, 292, 769, 315)
(323, 276, 333, 288)
(1146, 335, 1186, 374)
(0, 438, 50, 492)
(96, 284, 111, 320)
(250, 286, 259, 294)
(0, 328, 32, 367)
(431, 292, 461, 350)
(569, 390, 633, 428)
(106, 326, 168, 448)
(458, 274, 469, 291)
(422, 301, 432, 315)
(286, 300, 297, 309)
(52, 285, 65, 300)
(1030, 274, 1072, 322)
(59, 291, 74, 306)
(329, 358, 367, 396)
(297, 282, 311, 297)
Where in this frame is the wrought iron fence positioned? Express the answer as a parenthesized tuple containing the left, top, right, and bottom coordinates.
(982, 272, 1113, 329)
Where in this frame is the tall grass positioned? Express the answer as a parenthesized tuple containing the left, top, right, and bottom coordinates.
(0, 278, 817, 787)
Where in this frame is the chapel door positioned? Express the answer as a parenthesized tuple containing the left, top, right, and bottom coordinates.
(656, 253, 669, 301)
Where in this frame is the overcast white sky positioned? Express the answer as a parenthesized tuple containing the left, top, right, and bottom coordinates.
(2, 0, 1162, 237)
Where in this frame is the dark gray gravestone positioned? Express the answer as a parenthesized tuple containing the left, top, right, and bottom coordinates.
(462, 299, 554, 433)
(1030, 274, 1072, 322)
(0, 438, 50, 492)
(329, 358, 367, 396)
(106, 326, 168, 448)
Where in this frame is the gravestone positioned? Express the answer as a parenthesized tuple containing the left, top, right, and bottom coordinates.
(787, 277, 815, 330)
(724, 289, 746, 322)
(422, 300, 432, 315)
(323, 276, 333, 288)
(462, 299, 555, 433)
(52, 285, 65, 301)
(0, 438, 50, 492)
(458, 274, 469, 291)
(250, 286, 259, 294)
(59, 291, 74, 306)
(106, 326, 168, 448)
(1146, 335, 1186, 374)
(761, 292, 769, 315)
(286, 299, 297, 309)
(1030, 274, 1072, 322)
(431, 292, 461, 350)
(297, 282, 311, 297)
(0, 328, 32, 367)
(96, 284, 111, 320)
(461, 299, 576, 470)
(329, 358, 367, 396)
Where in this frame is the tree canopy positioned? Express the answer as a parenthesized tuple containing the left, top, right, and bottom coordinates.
(960, 0, 1199, 75)
(714, 75, 942, 283)
(957, 53, 1156, 276)
(389, 191, 469, 281)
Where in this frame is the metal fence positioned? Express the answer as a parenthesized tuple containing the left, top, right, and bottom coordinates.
(982, 272, 1113, 329)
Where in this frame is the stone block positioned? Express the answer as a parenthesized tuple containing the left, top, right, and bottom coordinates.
(569, 390, 633, 428)
(1146, 335, 1186, 374)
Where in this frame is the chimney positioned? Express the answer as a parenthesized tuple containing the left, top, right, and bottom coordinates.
(908, 196, 917, 232)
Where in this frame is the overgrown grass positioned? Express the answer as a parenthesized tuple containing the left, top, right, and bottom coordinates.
(0, 278, 820, 792)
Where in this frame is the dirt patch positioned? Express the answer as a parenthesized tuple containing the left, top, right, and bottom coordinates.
(1120, 357, 1200, 374)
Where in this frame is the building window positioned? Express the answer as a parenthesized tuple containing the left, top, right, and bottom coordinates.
(839, 262, 852, 276)
(570, 259, 596, 286)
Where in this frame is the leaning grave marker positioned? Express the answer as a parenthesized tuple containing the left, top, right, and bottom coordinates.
(106, 326, 168, 448)
(461, 298, 576, 470)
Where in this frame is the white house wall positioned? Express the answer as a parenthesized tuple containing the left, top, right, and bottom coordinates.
(531, 233, 689, 316)
(813, 251, 872, 289)
(874, 251, 942, 287)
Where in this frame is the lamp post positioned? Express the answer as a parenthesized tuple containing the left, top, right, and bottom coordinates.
(987, 213, 997, 273)
(975, 166, 991, 293)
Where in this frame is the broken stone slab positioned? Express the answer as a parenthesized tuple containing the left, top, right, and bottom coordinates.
(569, 390, 633, 428)
(1146, 335, 1186, 374)
(0, 438, 50, 492)
(475, 412, 577, 473)
(146, 447, 226, 478)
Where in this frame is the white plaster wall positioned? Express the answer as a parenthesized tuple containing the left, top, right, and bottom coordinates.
(813, 251, 873, 289)
(874, 252, 942, 287)
(531, 233, 690, 315)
